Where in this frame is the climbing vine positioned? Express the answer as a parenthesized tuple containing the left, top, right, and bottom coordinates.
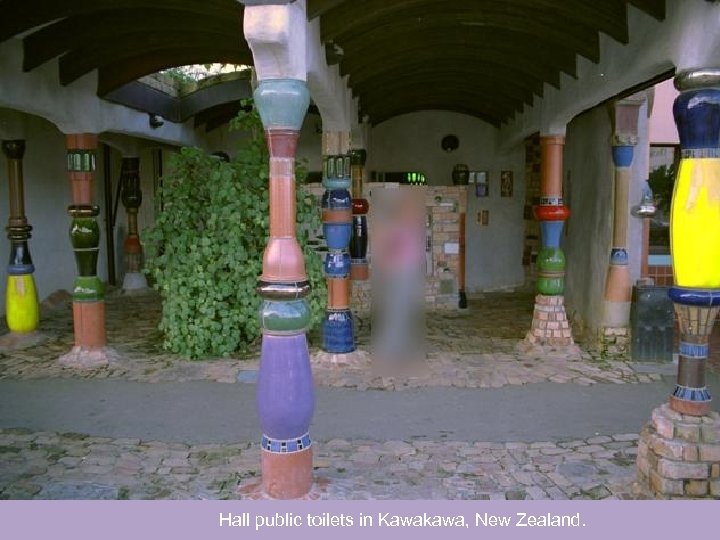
(144, 102, 325, 359)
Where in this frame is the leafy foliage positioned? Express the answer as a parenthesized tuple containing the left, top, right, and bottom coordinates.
(648, 164, 675, 214)
(144, 103, 325, 359)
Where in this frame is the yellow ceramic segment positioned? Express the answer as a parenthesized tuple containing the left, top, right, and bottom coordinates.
(6, 274, 39, 333)
(671, 158, 720, 287)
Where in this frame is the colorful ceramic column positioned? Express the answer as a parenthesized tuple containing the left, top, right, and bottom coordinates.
(254, 79, 314, 498)
(349, 148, 369, 282)
(667, 68, 720, 416)
(526, 135, 573, 346)
(321, 132, 355, 354)
(601, 98, 643, 352)
(120, 157, 148, 291)
(2, 140, 39, 333)
(66, 134, 106, 351)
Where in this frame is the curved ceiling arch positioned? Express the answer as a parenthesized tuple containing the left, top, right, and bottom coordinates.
(309, 0, 666, 125)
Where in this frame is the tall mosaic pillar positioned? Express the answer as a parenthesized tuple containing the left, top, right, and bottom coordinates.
(350, 148, 369, 282)
(119, 157, 148, 291)
(254, 79, 314, 499)
(61, 134, 107, 366)
(668, 70, 720, 417)
(637, 69, 720, 500)
(526, 135, 573, 346)
(601, 98, 643, 356)
(2, 140, 39, 333)
(321, 132, 355, 354)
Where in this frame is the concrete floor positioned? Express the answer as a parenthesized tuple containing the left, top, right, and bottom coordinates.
(2, 374, 718, 444)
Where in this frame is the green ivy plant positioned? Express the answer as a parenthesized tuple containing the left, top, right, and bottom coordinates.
(143, 102, 325, 359)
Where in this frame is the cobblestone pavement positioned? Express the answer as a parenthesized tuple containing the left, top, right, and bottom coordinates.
(0, 427, 646, 500)
(0, 289, 674, 389)
(0, 289, 700, 500)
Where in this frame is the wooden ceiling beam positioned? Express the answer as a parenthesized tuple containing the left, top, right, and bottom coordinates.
(337, 29, 581, 79)
(626, 0, 666, 20)
(352, 71, 540, 107)
(0, 0, 240, 43)
(96, 47, 251, 95)
(59, 32, 248, 86)
(306, 0, 349, 20)
(23, 10, 238, 71)
(322, 2, 613, 62)
(346, 53, 564, 91)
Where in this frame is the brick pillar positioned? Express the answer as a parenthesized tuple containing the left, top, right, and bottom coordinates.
(601, 97, 644, 357)
(525, 135, 573, 346)
(637, 68, 720, 499)
(254, 79, 314, 499)
(320, 131, 355, 354)
(2, 140, 39, 334)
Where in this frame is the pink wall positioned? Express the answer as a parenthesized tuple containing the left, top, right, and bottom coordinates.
(649, 78, 679, 145)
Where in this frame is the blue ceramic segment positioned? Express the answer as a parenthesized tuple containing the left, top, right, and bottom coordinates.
(610, 248, 628, 265)
(679, 341, 709, 359)
(321, 189, 352, 211)
(322, 309, 355, 353)
(253, 79, 310, 131)
(256, 334, 315, 440)
(673, 88, 720, 150)
(259, 299, 312, 334)
(668, 286, 720, 306)
(8, 262, 35, 275)
(323, 223, 353, 250)
(323, 155, 351, 181)
(324, 250, 351, 277)
(611, 145, 634, 167)
(322, 177, 352, 190)
(672, 384, 712, 402)
(237, 370, 259, 384)
(261, 433, 311, 454)
(540, 220, 564, 248)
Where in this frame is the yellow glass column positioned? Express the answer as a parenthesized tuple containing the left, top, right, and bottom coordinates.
(2, 140, 39, 333)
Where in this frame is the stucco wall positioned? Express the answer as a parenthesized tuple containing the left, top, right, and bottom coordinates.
(202, 113, 323, 173)
(563, 106, 614, 337)
(563, 101, 648, 339)
(368, 111, 526, 292)
(0, 111, 110, 313)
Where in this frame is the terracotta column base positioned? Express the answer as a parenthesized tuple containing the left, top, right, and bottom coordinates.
(637, 403, 720, 498)
(72, 301, 106, 348)
(58, 345, 121, 369)
(261, 447, 313, 499)
(524, 294, 574, 346)
(670, 396, 712, 417)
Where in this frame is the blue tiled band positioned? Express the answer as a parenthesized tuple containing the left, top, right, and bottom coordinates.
(8, 263, 35, 275)
(672, 385, 712, 402)
(612, 145, 634, 167)
(668, 287, 720, 307)
(679, 341, 709, 359)
(539, 196, 563, 206)
(610, 248, 628, 265)
(261, 433, 311, 454)
(681, 148, 720, 159)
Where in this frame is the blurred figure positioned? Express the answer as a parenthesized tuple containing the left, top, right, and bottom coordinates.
(371, 186, 426, 376)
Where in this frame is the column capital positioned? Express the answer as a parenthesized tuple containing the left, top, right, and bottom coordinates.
(65, 133, 98, 149)
(539, 134, 565, 146)
(1, 139, 25, 160)
(243, 0, 307, 81)
(610, 93, 646, 147)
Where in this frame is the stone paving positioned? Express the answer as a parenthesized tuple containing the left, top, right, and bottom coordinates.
(0, 288, 709, 500)
(0, 289, 673, 389)
(0, 427, 645, 500)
